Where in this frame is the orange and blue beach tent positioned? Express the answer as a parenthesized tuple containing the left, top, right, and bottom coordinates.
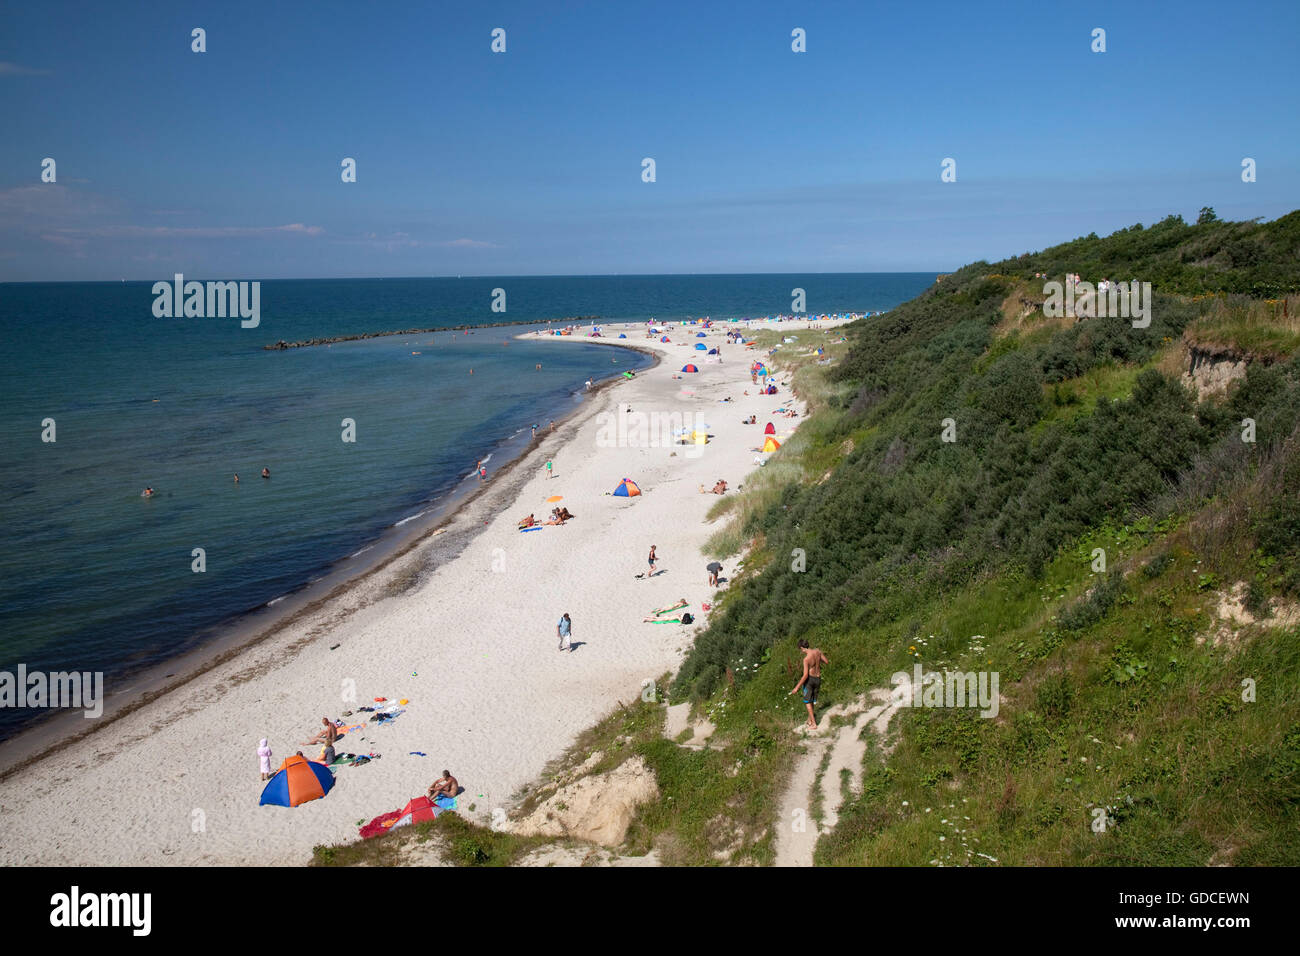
(681, 364, 699, 373)
(259, 754, 335, 807)
(613, 478, 642, 497)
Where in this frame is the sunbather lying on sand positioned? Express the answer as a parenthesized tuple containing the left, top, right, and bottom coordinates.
(644, 599, 688, 621)
(518, 513, 536, 528)
(712, 480, 728, 494)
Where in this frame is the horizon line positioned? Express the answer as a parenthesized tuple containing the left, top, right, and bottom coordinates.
(0, 269, 950, 285)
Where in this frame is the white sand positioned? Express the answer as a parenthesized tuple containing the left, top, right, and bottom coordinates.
(0, 317, 849, 866)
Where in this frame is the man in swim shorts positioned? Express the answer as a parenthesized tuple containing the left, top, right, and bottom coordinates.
(790, 639, 829, 728)
(302, 717, 339, 746)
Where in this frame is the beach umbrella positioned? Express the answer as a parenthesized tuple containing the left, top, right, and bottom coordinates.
(546, 495, 563, 502)
(613, 478, 642, 497)
(764, 422, 775, 434)
(681, 364, 699, 373)
(259, 754, 335, 808)
(695, 343, 706, 350)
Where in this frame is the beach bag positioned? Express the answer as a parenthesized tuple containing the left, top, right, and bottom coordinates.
(681, 612, 694, 624)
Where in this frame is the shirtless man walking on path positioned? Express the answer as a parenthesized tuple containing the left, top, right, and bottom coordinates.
(790, 639, 829, 728)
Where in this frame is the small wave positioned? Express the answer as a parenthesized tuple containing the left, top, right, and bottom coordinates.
(267, 596, 287, 607)
(394, 510, 427, 527)
(350, 545, 375, 558)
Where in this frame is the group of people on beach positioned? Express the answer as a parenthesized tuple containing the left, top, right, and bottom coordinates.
(519, 506, 573, 529)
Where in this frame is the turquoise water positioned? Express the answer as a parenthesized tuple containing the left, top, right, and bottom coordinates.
(0, 274, 932, 740)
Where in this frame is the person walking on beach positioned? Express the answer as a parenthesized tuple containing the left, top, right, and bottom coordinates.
(531, 424, 537, 439)
(545, 458, 554, 479)
(479, 463, 487, 481)
(257, 738, 273, 781)
(557, 612, 572, 652)
(790, 639, 829, 729)
(646, 545, 659, 578)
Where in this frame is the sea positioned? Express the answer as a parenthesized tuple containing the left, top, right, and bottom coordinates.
(0, 273, 933, 742)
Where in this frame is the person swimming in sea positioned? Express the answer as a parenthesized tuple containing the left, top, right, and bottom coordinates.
(141, 486, 155, 498)
(261, 467, 270, 479)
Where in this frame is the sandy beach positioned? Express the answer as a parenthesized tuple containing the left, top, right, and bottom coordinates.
(0, 316, 849, 866)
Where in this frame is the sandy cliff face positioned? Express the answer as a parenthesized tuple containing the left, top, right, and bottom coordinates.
(508, 756, 659, 846)
(1184, 345, 1249, 398)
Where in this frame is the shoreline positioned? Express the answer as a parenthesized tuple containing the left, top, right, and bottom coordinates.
(0, 342, 657, 779)
(0, 316, 852, 865)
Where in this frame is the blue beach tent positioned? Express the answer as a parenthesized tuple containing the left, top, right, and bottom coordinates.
(259, 754, 336, 807)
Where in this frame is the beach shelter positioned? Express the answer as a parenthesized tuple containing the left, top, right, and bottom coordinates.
(762, 435, 781, 453)
(359, 795, 455, 839)
(681, 364, 699, 373)
(661, 336, 670, 343)
(259, 754, 335, 808)
(764, 422, 775, 434)
(695, 343, 707, 350)
(391, 796, 442, 829)
(613, 478, 642, 497)
(618, 333, 627, 338)
(696, 332, 706, 337)
(707, 348, 718, 354)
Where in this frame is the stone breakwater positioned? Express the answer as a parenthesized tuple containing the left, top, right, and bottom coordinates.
(263, 318, 603, 350)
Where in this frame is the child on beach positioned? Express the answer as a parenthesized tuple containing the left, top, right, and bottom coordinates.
(258, 738, 273, 781)
(647, 545, 658, 578)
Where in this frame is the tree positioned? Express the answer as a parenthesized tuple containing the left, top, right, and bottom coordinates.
(1197, 206, 1219, 225)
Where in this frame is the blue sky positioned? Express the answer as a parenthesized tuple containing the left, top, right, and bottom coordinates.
(1, 0, 1296, 280)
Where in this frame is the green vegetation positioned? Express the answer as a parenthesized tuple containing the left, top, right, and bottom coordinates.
(660, 210, 1300, 865)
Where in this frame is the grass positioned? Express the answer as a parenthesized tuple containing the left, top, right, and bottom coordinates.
(1038, 363, 1144, 427)
(664, 502, 1300, 867)
(701, 327, 856, 558)
(1186, 295, 1300, 359)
